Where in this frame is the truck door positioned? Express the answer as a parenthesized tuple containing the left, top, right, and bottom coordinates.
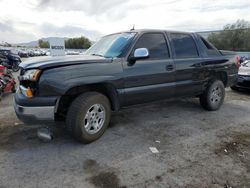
(122, 32, 175, 106)
(168, 32, 206, 97)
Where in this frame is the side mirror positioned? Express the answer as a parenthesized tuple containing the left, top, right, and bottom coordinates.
(134, 48, 149, 59)
(128, 48, 149, 65)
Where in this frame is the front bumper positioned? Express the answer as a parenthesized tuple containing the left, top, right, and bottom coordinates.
(14, 93, 58, 125)
(235, 75, 250, 89)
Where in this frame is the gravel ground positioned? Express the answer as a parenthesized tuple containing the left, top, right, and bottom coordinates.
(0, 77, 250, 187)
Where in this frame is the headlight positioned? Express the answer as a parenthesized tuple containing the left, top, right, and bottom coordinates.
(22, 69, 41, 81)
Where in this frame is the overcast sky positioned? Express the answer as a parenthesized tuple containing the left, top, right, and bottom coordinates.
(0, 0, 250, 43)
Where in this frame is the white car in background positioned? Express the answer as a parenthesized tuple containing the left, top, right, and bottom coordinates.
(231, 60, 250, 90)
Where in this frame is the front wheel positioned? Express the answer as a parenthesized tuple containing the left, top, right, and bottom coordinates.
(66, 92, 111, 143)
(200, 80, 225, 111)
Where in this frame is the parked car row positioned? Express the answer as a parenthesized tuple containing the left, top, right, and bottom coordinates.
(17, 48, 86, 57)
(0, 49, 21, 72)
(65, 50, 80, 55)
(17, 49, 48, 58)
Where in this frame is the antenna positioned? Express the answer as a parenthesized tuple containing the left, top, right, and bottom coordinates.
(130, 25, 135, 31)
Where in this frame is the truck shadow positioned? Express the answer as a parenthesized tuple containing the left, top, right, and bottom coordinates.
(232, 88, 250, 94)
(1, 93, 250, 151)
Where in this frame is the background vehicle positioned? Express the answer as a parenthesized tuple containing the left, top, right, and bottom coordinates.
(14, 29, 238, 143)
(18, 49, 29, 58)
(0, 53, 9, 64)
(0, 49, 21, 72)
(65, 50, 80, 55)
(0, 64, 16, 100)
(231, 60, 250, 90)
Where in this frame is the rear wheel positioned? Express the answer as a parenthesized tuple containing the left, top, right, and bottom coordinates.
(66, 92, 111, 143)
(200, 80, 225, 111)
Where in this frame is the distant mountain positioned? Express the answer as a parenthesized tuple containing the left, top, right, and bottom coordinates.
(17, 37, 95, 47)
(17, 37, 69, 47)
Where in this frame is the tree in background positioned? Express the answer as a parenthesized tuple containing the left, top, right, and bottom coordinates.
(65, 36, 91, 49)
(208, 20, 250, 51)
(38, 39, 49, 48)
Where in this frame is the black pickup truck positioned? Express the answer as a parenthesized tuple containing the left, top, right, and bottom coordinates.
(14, 29, 238, 143)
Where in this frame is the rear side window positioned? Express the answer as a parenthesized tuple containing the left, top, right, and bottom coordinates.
(133, 33, 169, 59)
(199, 36, 221, 56)
(170, 33, 199, 58)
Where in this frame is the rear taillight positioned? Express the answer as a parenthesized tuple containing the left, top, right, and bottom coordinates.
(235, 55, 241, 69)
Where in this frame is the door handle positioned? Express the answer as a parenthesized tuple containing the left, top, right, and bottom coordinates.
(166, 64, 174, 71)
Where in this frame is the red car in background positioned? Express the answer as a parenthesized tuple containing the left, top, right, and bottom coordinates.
(0, 64, 16, 100)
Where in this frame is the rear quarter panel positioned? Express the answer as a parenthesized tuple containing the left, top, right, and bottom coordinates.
(201, 55, 238, 87)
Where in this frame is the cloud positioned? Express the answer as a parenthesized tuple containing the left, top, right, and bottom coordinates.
(0, 0, 250, 43)
(36, 0, 147, 22)
(0, 21, 13, 32)
(197, 2, 250, 12)
(37, 0, 129, 19)
(0, 29, 36, 43)
(38, 23, 103, 40)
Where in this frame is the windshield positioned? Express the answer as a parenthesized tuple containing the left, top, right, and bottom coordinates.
(85, 32, 136, 58)
(242, 60, 250, 67)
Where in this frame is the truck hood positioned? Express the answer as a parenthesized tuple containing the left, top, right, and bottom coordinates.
(20, 55, 113, 70)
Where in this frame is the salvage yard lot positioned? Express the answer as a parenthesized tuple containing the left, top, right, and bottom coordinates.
(0, 84, 250, 187)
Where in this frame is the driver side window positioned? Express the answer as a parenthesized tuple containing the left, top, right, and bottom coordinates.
(133, 33, 170, 60)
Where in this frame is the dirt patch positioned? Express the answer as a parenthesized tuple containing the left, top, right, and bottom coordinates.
(0, 125, 40, 151)
(213, 132, 250, 187)
(89, 171, 125, 188)
(83, 159, 98, 169)
(83, 159, 125, 188)
(0, 112, 19, 127)
(215, 132, 250, 172)
(155, 175, 163, 182)
(83, 159, 100, 173)
(184, 181, 233, 188)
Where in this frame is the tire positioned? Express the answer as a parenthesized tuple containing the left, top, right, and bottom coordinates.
(200, 80, 225, 111)
(66, 92, 111, 143)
